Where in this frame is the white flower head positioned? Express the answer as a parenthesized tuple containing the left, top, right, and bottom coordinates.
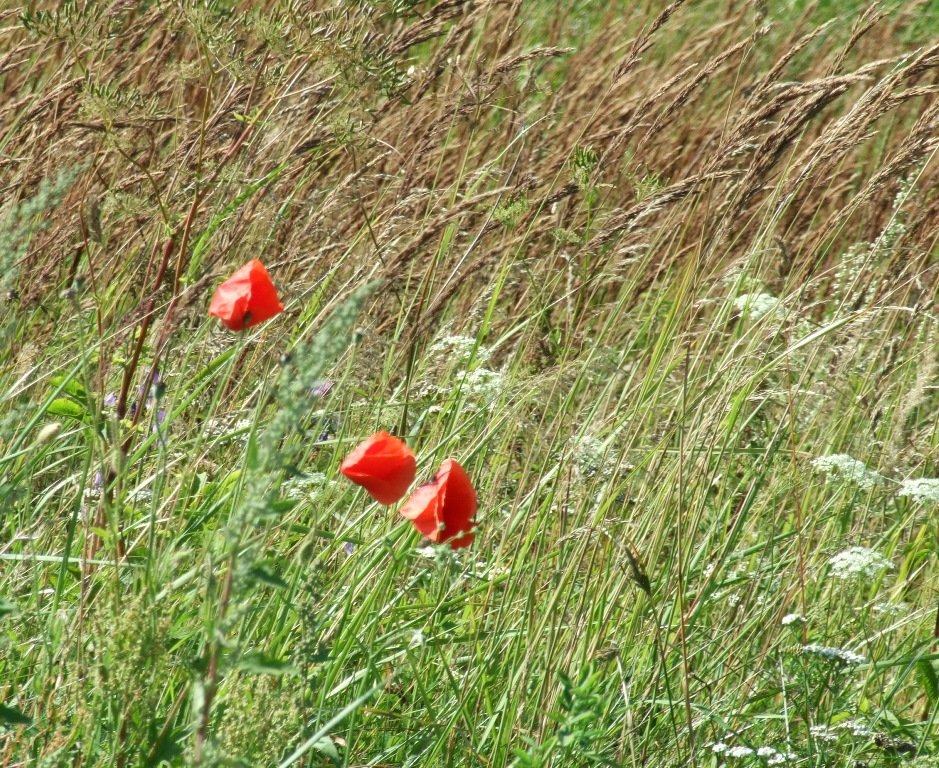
(569, 433, 614, 480)
(828, 546, 892, 580)
(809, 725, 839, 743)
(801, 644, 866, 666)
(734, 292, 780, 321)
(460, 366, 504, 402)
(428, 334, 491, 366)
(839, 720, 874, 738)
(781, 613, 805, 626)
(811, 454, 882, 489)
(897, 477, 939, 504)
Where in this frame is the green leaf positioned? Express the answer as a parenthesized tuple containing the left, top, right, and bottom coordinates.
(916, 658, 939, 704)
(247, 563, 289, 590)
(46, 397, 87, 421)
(48, 375, 88, 403)
(0, 598, 16, 619)
(309, 736, 339, 761)
(236, 651, 297, 676)
(0, 704, 31, 726)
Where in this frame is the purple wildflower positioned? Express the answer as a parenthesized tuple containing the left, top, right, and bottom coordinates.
(310, 379, 334, 398)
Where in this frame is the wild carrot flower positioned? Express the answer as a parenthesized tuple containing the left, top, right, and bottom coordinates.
(811, 454, 882, 489)
(897, 477, 939, 503)
(208, 259, 284, 331)
(828, 546, 892, 580)
(340, 431, 416, 505)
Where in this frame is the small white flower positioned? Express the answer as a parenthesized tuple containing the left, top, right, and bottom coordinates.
(872, 601, 908, 616)
(809, 725, 838, 743)
(460, 367, 504, 402)
(283, 472, 329, 501)
(734, 292, 780, 320)
(569, 433, 614, 480)
(801, 644, 866, 665)
(811, 454, 882, 489)
(839, 720, 873, 738)
(727, 745, 755, 758)
(828, 546, 892, 580)
(126, 486, 153, 503)
(409, 629, 426, 648)
(428, 334, 491, 365)
(756, 746, 797, 764)
(710, 742, 729, 754)
(897, 477, 939, 503)
(781, 613, 805, 626)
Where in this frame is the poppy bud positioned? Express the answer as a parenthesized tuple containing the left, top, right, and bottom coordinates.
(340, 431, 416, 505)
(208, 259, 284, 331)
(399, 458, 476, 549)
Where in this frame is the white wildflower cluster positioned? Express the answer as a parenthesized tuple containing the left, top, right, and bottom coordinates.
(459, 366, 505, 402)
(827, 546, 892, 580)
(897, 477, 939, 504)
(809, 720, 875, 744)
(569, 433, 614, 480)
(414, 543, 462, 567)
(419, 334, 504, 407)
(809, 725, 839, 743)
(126, 486, 153, 504)
(470, 559, 508, 581)
(781, 613, 805, 626)
(282, 472, 331, 501)
(204, 415, 254, 444)
(810, 454, 882, 489)
(709, 742, 795, 763)
(872, 601, 908, 616)
(800, 644, 866, 666)
(757, 746, 797, 765)
(427, 334, 491, 366)
(838, 720, 874, 738)
(733, 292, 781, 321)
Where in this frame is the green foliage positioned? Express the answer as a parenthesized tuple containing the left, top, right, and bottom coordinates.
(1, 2, 938, 767)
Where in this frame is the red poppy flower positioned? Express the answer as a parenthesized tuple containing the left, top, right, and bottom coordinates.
(208, 259, 284, 331)
(399, 458, 477, 549)
(340, 431, 416, 505)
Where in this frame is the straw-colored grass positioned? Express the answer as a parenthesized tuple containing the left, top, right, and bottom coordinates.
(0, 1, 937, 765)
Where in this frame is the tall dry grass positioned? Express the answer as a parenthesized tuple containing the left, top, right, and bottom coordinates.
(1, 1, 938, 765)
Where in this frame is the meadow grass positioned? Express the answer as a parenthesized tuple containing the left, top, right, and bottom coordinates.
(0, 1, 938, 766)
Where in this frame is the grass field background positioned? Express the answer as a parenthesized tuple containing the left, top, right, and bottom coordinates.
(0, 1, 938, 765)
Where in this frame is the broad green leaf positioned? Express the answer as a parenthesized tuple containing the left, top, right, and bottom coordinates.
(0, 704, 30, 726)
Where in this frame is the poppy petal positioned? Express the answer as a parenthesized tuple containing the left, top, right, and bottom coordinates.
(398, 481, 442, 538)
(340, 431, 416, 505)
(209, 259, 283, 331)
(437, 459, 476, 537)
(399, 458, 477, 549)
